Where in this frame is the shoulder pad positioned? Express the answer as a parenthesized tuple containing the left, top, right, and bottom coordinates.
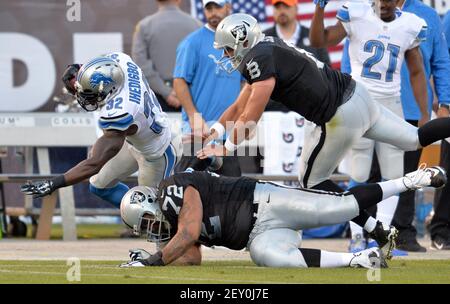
(337, 2, 371, 22)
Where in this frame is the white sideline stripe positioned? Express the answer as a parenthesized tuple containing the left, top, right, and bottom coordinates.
(2, 264, 268, 271)
(0, 269, 296, 284)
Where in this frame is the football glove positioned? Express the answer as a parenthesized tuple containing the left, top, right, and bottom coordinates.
(124, 249, 165, 267)
(21, 180, 56, 198)
(61, 64, 81, 95)
(313, 0, 329, 8)
(128, 248, 152, 261)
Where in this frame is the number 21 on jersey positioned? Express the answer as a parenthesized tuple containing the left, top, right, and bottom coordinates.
(362, 40, 400, 82)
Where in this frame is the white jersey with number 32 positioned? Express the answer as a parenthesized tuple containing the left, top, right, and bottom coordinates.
(337, 2, 427, 98)
(96, 52, 171, 158)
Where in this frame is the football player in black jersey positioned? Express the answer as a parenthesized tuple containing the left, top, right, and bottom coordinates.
(119, 165, 446, 268)
(196, 13, 450, 259)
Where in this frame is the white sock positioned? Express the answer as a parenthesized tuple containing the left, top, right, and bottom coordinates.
(376, 195, 399, 225)
(364, 216, 378, 233)
(350, 221, 364, 238)
(320, 250, 354, 268)
(378, 178, 408, 200)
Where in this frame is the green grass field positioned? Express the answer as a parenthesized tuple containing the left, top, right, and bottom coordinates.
(0, 260, 449, 284)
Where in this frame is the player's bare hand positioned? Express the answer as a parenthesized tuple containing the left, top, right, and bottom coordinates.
(196, 143, 226, 159)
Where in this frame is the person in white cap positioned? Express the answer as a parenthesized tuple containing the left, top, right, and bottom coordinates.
(173, 0, 244, 177)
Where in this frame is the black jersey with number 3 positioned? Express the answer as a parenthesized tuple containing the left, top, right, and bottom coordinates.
(239, 36, 352, 125)
(157, 171, 257, 250)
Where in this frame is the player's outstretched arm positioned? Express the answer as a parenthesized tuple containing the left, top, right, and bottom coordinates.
(64, 129, 128, 185)
(197, 79, 274, 158)
(405, 47, 429, 127)
(310, 3, 347, 48)
(160, 186, 203, 265)
(21, 129, 128, 198)
(232, 79, 274, 140)
(206, 83, 252, 143)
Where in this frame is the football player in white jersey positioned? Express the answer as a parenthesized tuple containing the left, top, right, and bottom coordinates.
(20, 52, 182, 208)
(309, 0, 428, 253)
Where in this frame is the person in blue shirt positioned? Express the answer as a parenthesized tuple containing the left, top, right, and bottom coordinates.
(341, 1, 450, 252)
(392, 0, 450, 252)
(430, 10, 450, 251)
(173, 0, 243, 176)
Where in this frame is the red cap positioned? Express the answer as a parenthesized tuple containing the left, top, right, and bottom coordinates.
(272, 0, 298, 6)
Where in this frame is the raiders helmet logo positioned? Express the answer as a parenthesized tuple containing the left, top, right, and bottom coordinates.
(282, 162, 294, 173)
(295, 118, 305, 128)
(130, 191, 146, 204)
(282, 133, 294, 143)
(231, 21, 250, 41)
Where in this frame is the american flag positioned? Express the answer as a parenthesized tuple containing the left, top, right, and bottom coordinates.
(191, 0, 346, 69)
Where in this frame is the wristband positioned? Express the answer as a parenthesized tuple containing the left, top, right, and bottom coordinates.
(51, 175, 66, 190)
(224, 138, 238, 152)
(142, 251, 165, 266)
(210, 122, 225, 139)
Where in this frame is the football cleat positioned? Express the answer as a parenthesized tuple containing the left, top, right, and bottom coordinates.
(349, 247, 388, 269)
(368, 222, 398, 260)
(403, 164, 447, 190)
(367, 240, 408, 257)
(119, 260, 146, 268)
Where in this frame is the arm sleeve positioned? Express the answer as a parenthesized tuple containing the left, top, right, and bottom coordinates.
(340, 39, 352, 74)
(98, 113, 134, 131)
(408, 18, 428, 50)
(242, 51, 276, 84)
(132, 21, 171, 98)
(430, 15, 450, 104)
(173, 37, 198, 84)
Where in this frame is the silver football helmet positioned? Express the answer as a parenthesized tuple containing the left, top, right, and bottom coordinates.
(120, 186, 171, 243)
(75, 56, 124, 111)
(214, 13, 264, 73)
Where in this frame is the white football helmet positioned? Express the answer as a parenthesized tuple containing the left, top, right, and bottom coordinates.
(214, 13, 264, 73)
(75, 56, 124, 111)
(120, 186, 171, 243)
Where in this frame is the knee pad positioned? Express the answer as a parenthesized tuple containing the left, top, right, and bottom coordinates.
(89, 182, 129, 208)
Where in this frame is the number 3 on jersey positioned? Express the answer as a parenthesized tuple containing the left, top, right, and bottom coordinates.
(362, 40, 400, 82)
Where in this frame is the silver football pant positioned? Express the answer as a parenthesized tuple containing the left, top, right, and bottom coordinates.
(299, 81, 419, 188)
(248, 182, 359, 267)
(349, 96, 405, 182)
(89, 132, 182, 188)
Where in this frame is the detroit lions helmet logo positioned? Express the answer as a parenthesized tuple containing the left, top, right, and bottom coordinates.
(89, 72, 114, 88)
